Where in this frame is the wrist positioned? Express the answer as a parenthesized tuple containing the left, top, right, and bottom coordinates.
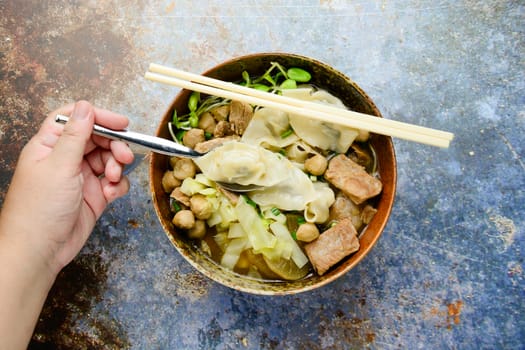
(0, 219, 57, 349)
(0, 214, 59, 284)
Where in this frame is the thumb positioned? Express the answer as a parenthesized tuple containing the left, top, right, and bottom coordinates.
(51, 101, 94, 174)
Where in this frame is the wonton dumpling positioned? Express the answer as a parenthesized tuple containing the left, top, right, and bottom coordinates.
(285, 140, 315, 163)
(282, 87, 359, 153)
(282, 87, 347, 108)
(309, 90, 347, 108)
(249, 169, 335, 216)
(241, 108, 299, 149)
(194, 141, 291, 186)
(304, 182, 335, 223)
(248, 164, 318, 211)
(278, 87, 314, 101)
(196, 140, 334, 215)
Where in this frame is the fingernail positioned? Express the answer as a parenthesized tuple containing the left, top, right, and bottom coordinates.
(71, 101, 91, 120)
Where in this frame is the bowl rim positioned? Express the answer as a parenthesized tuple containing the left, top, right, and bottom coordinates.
(149, 52, 397, 295)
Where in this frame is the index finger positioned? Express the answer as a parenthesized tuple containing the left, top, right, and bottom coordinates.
(89, 107, 132, 152)
(47, 104, 129, 130)
(45, 102, 131, 153)
(93, 106, 129, 130)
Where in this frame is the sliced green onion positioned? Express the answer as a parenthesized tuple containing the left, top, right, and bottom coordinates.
(291, 231, 297, 240)
(280, 128, 293, 138)
(205, 131, 213, 140)
(297, 217, 306, 225)
(242, 195, 258, 209)
(271, 207, 281, 216)
(171, 200, 182, 212)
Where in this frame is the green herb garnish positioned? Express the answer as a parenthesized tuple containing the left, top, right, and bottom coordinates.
(287, 67, 311, 82)
(280, 128, 293, 138)
(242, 195, 258, 209)
(171, 200, 182, 212)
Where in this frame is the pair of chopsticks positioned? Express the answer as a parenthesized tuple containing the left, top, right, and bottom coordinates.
(145, 63, 454, 148)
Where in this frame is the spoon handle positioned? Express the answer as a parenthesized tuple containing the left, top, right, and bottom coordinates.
(55, 114, 203, 159)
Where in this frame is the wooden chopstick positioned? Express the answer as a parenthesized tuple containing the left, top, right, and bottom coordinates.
(149, 63, 454, 142)
(145, 63, 454, 148)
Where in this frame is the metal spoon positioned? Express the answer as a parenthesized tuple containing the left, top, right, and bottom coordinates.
(55, 114, 261, 192)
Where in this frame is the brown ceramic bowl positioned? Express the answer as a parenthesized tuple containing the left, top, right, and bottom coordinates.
(149, 53, 396, 295)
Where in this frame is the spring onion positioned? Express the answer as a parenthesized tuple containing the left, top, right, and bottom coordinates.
(280, 128, 294, 138)
(171, 200, 181, 212)
(242, 195, 258, 209)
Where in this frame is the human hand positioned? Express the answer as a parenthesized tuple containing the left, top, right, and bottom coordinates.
(0, 100, 134, 349)
(0, 101, 134, 276)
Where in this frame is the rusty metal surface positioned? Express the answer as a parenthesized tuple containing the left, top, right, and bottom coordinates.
(1, 1, 523, 349)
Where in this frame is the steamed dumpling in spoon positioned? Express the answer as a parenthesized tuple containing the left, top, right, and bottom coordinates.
(193, 141, 290, 187)
(193, 140, 334, 217)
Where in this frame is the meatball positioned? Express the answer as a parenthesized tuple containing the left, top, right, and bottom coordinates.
(304, 154, 328, 176)
(172, 210, 195, 229)
(182, 128, 205, 149)
(190, 194, 213, 220)
(210, 104, 230, 121)
(169, 156, 181, 169)
(296, 223, 320, 242)
(187, 220, 207, 239)
(197, 112, 217, 134)
(172, 158, 197, 180)
(162, 170, 181, 193)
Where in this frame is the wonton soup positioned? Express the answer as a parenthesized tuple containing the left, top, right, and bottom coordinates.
(159, 62, 383, 282)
